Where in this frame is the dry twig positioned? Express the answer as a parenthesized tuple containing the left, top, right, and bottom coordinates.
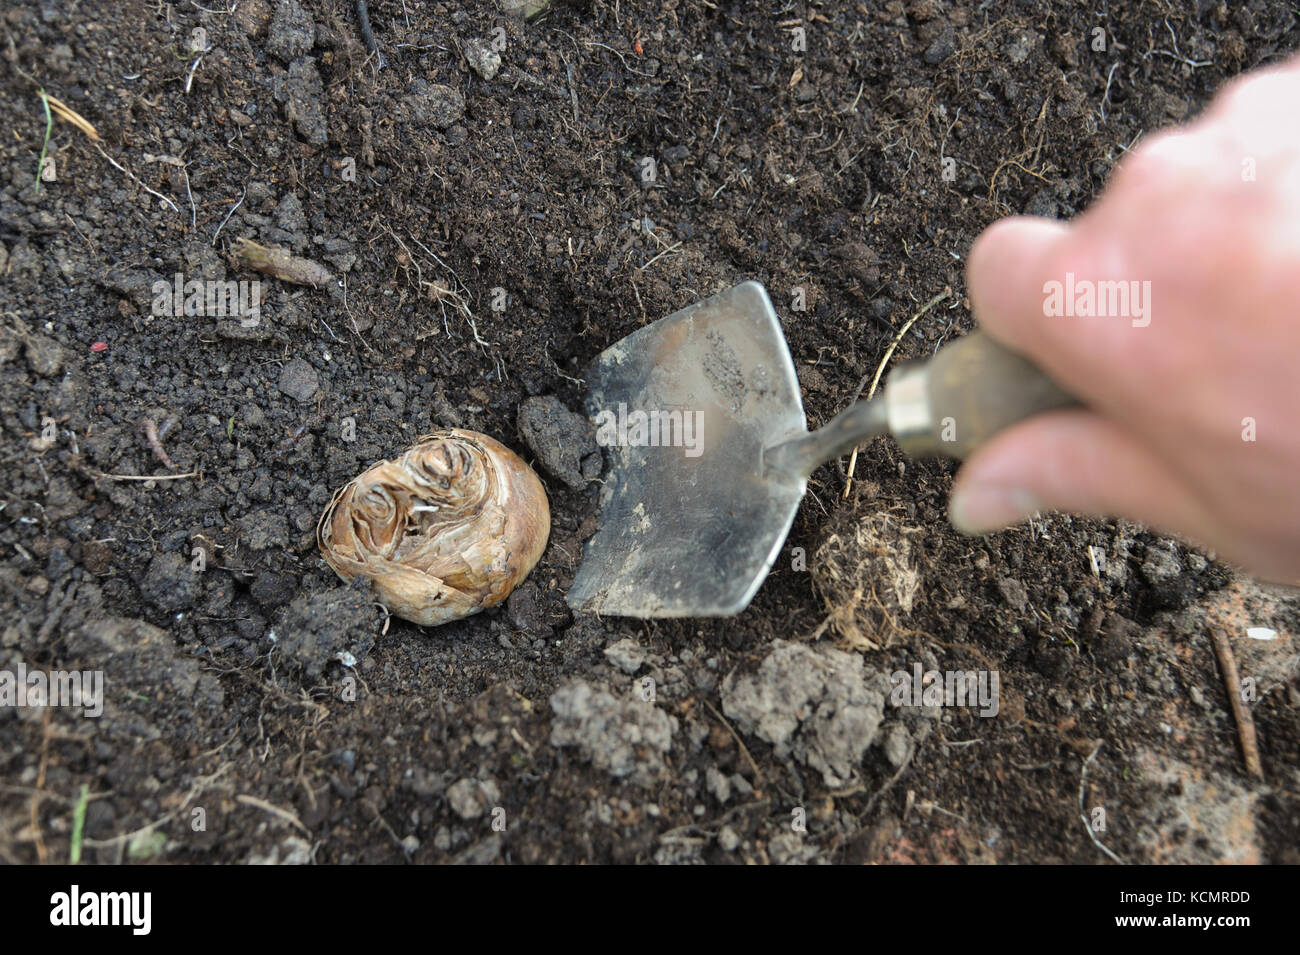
(229, 237, 335, 287)
(43, 92, 99, 141)
(1211, 627, 1264, 780)
(140, 416, 177, 470)
(842, 287, 952, 498)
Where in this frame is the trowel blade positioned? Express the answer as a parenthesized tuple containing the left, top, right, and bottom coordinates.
(566, 281, 809, 617)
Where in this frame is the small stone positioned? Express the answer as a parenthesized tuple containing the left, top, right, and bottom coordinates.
(278, 357, 319, 401)
(506, 580, 546, 632)
(465, 37, 501, 80)
(25, 333, 64, 377)
(768, 829, 812, 865)
(454, 834, 503, 864)
(997, 577, 1028, 612)
(398, 80, 465, 129)
(517, 396, 600, 490)
(247, 836, 313, 865)
(883, 723, 911, 767)
(400, 835, 420, 853)
(497, 0, 550, 16)
(447, 778, 499, 820)
(275, 192, 308, 234)
(706, 766, 731, 804)
(603, 637, 649, 675)
(1140, 539, 1192, 609)
(279, 837, 313, 865)
(718, 826, 740, 852)
(1141, 540, 1182, 584)
(730, 773, 753, 798)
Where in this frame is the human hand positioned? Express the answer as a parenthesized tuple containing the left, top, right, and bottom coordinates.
(953, 56, 1300, 584)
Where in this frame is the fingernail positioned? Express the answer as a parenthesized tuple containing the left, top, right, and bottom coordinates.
(950, 485, 1041, 534)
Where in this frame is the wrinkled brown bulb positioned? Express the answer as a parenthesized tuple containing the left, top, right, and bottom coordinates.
(317, 429, 550, 626)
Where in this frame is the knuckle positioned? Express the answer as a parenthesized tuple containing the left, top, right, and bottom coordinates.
(1110, 129, 1197, 193)
(1213, 67, 1300, 118)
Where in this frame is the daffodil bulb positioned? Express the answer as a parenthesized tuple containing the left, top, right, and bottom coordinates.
(318, 430, 549, 626)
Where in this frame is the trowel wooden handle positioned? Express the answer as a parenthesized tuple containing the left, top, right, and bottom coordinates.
(887, 331, 1080, 459)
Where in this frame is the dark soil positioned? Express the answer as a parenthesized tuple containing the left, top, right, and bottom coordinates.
(1, 0, 1297, 864)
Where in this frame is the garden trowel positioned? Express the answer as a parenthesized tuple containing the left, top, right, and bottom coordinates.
(566, 281, 1077, 618)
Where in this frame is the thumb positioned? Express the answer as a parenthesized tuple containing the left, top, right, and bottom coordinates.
(948, 409, 1215, 540)
(967, 216, 1070, 356)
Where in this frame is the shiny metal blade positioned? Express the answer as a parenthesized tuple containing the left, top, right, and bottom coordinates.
(567, 282, 809, 617)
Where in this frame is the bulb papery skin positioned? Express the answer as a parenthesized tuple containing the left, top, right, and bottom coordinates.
(318, 429, 550, 626)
